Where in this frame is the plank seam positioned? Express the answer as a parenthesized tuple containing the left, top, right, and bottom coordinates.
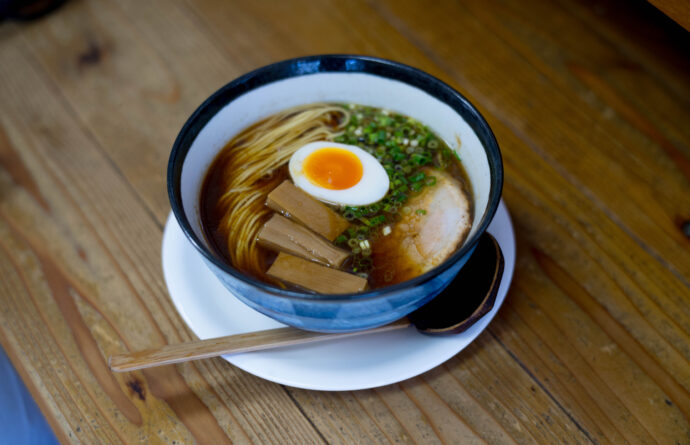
(283, 388, 330, 445)
(488, 329, 598, 445)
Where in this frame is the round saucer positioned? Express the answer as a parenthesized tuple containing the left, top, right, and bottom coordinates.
(162, 200, 515, 391)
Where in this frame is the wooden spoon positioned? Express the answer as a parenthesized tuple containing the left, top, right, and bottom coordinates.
(109, 233, 503, 372)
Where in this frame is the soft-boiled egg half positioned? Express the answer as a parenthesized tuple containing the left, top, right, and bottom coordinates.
(289, 141, 390, 206)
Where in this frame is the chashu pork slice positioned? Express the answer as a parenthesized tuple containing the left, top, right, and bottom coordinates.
(370, 168, 472, 287)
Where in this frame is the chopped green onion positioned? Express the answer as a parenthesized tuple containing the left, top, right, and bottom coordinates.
(411, 153, 425, 164)
(331, 103, 462, 278)
(408, 172, 426, 183)
(394, 192, 407, 202)
(370, 215, 386, 226)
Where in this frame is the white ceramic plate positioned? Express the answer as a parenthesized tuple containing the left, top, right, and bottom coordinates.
(162, 200, 515, 391)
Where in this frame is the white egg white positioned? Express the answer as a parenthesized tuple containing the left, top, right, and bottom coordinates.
(289, 141, 390, 206)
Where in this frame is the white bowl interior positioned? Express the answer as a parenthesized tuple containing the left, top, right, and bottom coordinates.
(181, 72, 491, 249)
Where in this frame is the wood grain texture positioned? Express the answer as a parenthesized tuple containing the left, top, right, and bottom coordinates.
(0, 0, 688, 443)
(649, 0, 690, 31)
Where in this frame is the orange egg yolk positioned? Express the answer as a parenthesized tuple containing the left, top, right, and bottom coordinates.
(303, 147, 364, 190)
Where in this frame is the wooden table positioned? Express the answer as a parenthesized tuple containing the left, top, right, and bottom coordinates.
(0, 0, 688, 443)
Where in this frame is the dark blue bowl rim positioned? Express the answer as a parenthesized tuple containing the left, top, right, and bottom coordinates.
(168, 54, 503, 303)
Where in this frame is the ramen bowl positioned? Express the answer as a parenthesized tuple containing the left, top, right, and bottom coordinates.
(168, 55, 502, 332)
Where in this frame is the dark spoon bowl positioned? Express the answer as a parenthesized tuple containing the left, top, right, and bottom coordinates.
(410, 232, 504, 334)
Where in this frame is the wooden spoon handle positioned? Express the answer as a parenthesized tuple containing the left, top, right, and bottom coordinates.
(108, 318, 411, 372)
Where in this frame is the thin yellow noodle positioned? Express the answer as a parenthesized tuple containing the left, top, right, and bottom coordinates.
(215, 104, 349, 281)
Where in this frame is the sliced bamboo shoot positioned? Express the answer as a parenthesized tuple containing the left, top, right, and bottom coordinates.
(267, 253, 368, 294)
(257, 214, 350, 267)
(266, 180, 349, 241)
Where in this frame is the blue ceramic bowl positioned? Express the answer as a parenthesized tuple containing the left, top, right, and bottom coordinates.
(168, 55, 502, 332)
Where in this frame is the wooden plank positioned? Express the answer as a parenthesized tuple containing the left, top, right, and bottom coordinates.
(562, 0, 690, 100)
(498, 126, 690, 367)
(17, 0, 248, 224)
(0, 27, 324, 444)
(648, 0, 690, 31)
(461, 0, 690, 177)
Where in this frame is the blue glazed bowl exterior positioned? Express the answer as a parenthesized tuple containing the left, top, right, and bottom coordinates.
(200, 245, 476, 332)
(168, 55, 502, 333)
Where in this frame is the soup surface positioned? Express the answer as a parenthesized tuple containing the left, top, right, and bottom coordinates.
(200, 103, 473, 292)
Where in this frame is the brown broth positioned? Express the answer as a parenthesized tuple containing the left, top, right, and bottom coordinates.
(199, 104, 474, 292)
